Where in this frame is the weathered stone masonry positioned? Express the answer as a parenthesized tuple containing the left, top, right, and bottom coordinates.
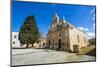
(46, 13, 88, 52)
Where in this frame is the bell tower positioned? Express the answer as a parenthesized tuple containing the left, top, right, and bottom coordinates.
(53, 12, 59, 24)
(52, 12, 59, 29)
(49, 12, 59, 32)
(62, 16, 66, 23)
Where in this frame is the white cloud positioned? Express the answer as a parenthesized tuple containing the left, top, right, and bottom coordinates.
(89, 9, 95, 21)
(92, 17, 95, 21)
(89, 8, 95, 14)
(77, 27, 88, 31)
(87, 32, 95, 39)
(93, 14, 95, 17)
(92, 14, 95, 21)
(77, 26, 95, 39)
(93, 23, 95, 31)
(40, 32, 47, 38)
(93, 23, 95, 27)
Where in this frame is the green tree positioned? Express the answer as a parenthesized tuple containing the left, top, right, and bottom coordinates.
(89, 38, 96, 45)
(18, 16, 40, 47)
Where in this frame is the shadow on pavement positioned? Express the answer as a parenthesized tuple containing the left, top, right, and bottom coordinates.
(85, 48, 96, 56)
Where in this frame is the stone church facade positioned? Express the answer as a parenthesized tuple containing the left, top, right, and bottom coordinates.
(46, 13, 88, 52)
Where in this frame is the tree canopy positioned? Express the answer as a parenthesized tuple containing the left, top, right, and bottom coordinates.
(89, 38, 96, 45)
(18, 16, 40, 47)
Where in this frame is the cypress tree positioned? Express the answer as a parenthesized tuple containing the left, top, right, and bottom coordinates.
(18, 16, 40, 47)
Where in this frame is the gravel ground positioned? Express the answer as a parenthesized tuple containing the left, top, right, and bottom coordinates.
(12, 48, 95, 66)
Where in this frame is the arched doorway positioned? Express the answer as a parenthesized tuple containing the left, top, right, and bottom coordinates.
(49, 40, 51, 48)
(58, 39, 61, 50)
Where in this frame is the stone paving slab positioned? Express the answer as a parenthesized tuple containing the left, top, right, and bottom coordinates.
(12, 49, 95, 66)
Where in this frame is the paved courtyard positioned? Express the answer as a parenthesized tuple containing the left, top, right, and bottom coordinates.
(12, 48, 95, 66)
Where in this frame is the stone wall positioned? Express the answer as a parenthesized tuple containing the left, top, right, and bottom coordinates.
(47, 26, 88, 52)
(69, 27, 88, 52)
(46, 13, 88, 52)
(47, 27, 70, 51)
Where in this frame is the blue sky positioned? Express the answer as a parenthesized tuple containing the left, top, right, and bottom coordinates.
(12, 1, 96, 37)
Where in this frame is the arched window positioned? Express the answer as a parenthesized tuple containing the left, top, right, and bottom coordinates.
(77, 35, 80, 42)
(49, 40, 51, 45)
(84, 37, 86, 43)
(14, 35, 17, 38)
(59, 34, 61, 36)
(13, 41, 15, 44)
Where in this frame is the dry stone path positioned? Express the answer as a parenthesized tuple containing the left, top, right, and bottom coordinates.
(12, 48, 95, 66)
